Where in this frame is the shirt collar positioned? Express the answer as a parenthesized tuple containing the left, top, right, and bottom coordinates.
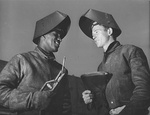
(34, 46, 55, 60)
(105, 41, 121, 54)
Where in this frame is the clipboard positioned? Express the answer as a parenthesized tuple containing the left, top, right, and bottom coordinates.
(81, 71, 112, 93)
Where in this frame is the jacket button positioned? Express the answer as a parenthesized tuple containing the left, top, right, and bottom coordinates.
(111, 101, 114, 104)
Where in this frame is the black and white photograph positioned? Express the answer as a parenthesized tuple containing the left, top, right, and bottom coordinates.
(0, 0, 149, 115)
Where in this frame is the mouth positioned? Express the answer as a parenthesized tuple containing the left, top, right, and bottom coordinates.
(94, 39, 98, 43)
(54, 40, 60, 47)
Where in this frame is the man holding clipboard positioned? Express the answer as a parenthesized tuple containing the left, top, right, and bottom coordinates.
(79, 9, 150, 115)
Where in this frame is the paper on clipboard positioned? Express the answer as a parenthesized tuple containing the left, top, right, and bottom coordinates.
(40, 56, 66, 91)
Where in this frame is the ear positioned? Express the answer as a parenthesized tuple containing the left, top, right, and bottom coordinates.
(39, 36, 46, 43)
(107, 28, 113, 36)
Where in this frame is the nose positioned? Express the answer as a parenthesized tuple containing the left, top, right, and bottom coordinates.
(92, 36, 96, 40)
(92, 34, 97, 40)
(57, 37, 62, 42)
(92, 32, 96, 40)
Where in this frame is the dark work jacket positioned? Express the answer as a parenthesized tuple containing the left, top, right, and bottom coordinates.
(0, 47, 71, 115)
(97, 41, 150, 115)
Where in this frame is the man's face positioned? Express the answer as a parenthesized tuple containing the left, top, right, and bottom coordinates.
(92, 24, 109, 48)
(44, 30, 62, 52)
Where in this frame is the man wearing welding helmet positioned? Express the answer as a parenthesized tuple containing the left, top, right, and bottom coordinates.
(0, 11, 71, 115)
(79, 9, 150, 115)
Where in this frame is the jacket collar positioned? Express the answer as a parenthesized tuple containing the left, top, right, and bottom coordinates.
(34, 46, 55, 60)
(104, 41, 121, 54)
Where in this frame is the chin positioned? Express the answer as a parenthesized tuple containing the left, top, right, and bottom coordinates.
(53, 48, 59, 52)
(52, 50, 58, 52)
(97, 45, 102, 48)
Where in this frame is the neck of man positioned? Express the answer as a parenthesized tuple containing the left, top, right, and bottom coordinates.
(103, 36, 115, 52)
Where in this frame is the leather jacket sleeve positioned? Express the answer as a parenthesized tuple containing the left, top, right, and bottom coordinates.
(119, 47, 150, 115)
(0, 55, 54, 111)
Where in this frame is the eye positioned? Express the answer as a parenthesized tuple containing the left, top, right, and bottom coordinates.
(95, 31, 98, 33)
(93, 30, 98, 34)
(52, 32, 58, 38)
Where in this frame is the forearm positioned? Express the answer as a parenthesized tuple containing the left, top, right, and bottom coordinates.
(0, 87, 54, 111)
(119, 48, 150, 115)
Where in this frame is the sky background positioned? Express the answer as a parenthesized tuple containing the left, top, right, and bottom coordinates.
(0, 0, 149, 76)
